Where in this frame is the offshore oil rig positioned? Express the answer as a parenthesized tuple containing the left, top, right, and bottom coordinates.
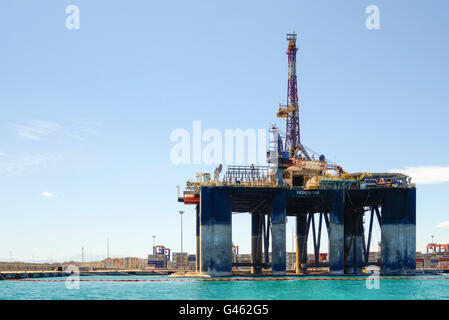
(178, 33, 416, 276)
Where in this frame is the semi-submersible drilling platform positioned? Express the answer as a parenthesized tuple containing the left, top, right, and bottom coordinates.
(178, 33, 416, 276)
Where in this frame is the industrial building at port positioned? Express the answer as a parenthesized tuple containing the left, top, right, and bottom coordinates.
(2, 244, 449, 276)
(1, 240, 448, 277)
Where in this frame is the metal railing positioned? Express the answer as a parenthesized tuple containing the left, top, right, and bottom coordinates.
(223, 165, 271, 186)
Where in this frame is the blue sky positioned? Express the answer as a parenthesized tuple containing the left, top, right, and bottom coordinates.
(1, 0, 448, 262)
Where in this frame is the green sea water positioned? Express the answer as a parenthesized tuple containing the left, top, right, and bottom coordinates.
(1, 275, 448, 300)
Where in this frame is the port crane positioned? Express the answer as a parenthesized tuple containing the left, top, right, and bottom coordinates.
(427, 243, 449, 254)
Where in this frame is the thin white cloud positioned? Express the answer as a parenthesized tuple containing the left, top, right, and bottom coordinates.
(67, 122, 102, 139)
(80, 128, 98, 135)
(389, 166, 449, 184)
(437, 221, 449, 228)
(0, 152, 59, 176)
(73, 120, 104, 129)
(2, 119, 102, 177)
(41, 192, 54, 198)
(10, 119, 102, 143)
(11, 119, 61, 141)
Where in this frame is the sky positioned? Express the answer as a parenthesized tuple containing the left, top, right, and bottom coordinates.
(0, 0, 448, 262)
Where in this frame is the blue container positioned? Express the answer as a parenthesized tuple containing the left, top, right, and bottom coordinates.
(430, 259, 439, 263)
(148, 260, 165, 268)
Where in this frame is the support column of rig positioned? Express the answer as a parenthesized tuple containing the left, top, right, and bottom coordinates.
(199, 187, 233, 276)
(343, 207, 364, 274)
(329, 190, 345, 275)
(271, 191, 287, 275)
(251, 214, 264, 275)
(295, 215, 308, 274)
(381, 189, 416, 274)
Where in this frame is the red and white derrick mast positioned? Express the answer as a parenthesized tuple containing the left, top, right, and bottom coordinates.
(277, 33, 310, 160)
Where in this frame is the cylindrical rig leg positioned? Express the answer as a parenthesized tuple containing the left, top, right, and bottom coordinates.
(381, 189, 416, 274)
(329, 190, 345, 275)
(344, 209, 364, 274)
(200, 187, 233, 276)
(295, 215, 308, 274)
(251, 214, 263, 275)
(271, 191, 286, 275)
(405, 189, 417, 270)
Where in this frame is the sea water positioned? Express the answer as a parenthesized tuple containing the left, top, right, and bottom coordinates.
(1, 275, 448, 300)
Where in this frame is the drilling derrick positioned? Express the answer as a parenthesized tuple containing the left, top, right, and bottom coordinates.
(277, 33, 310, 160)
(286, 33, 299, 153)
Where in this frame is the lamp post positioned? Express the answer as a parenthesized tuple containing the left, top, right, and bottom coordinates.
(179, 210, 184, 270)
(107, 238, 109, 269)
